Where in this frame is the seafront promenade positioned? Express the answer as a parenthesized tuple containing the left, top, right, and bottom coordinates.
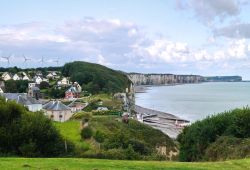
(134, 105, 189, 138)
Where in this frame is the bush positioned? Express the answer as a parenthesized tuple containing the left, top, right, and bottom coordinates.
(94, 130, 105, 143)
(39, 81, 50, 89)
(177, 107, 250, 162)
(125, 144, 140, 160)
(205, 136, 250, 161)
(127, 139, 151, 155)
(81, 127, 93, 139)
(104, 148, 126, 160)
(19, 140, 37, 157)
(71, 112, 92, 120)
(0, 98, 69, 157)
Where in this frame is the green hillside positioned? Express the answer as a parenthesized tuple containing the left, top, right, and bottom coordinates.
(178, 107, 250, 161)
(62, 61, 132, 94)
(54, 116, 176, 160)
(0, 158, 249, 170)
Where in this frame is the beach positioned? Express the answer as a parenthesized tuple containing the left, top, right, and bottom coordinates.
(134, 105, 189, 139)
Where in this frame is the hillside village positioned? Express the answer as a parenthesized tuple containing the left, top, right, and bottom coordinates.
(0, 69, 131, 122)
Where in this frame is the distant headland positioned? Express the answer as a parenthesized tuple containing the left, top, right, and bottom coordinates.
(127, 73, 242, 86)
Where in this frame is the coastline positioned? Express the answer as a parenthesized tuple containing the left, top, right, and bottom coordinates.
(134, 105, 189, 139)
(133, 83, 191, 138)
(134, 83, 202, 93)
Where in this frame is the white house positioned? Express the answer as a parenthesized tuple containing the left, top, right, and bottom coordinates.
(13, 74, 21, 81)
(1, 72, 12, 81)
(46, 73, 54, 79)
(52, 71, 57, 76)
(0, 87, 4, 93)
(22, 75, 30, 81)
(43, 100, 73, 122)
(42, 78, 49, 82)
(34, 76, 43, 84)
(57, 77, 70, 86)
(97, 107, 109, 111)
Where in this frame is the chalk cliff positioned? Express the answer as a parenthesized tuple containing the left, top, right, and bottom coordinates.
(127, 73, 204, 85)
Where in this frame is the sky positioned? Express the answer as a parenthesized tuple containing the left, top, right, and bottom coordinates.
(1, 0, 250, 79)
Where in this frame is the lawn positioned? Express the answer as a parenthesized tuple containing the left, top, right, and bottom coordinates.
(0, 158, 249, 170)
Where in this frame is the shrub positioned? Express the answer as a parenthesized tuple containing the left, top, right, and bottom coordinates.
(205, 136, 250, 161)
(19, 140, 37, 157)
(0, 98, 69, 157)
(81, 127, 93, 139)
(104, 148, 126, 160)
(39, 81, 50, 89)
(127, 139, 151, 155)
(178, 107, 250, 161)
(125, 144, 140, 160)
(71, 112, 92, 120)
(94, 130, 105, 143)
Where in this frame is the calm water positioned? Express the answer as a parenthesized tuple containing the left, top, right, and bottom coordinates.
(135, 82, 250, 122)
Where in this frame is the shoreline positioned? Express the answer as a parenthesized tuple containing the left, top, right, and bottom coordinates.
(134, 83, 201, 93)
(134, 81, 246, 93)
(134, 105, 189, 139)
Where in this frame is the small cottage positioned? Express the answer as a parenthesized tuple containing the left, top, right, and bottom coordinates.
(57, 77, 70, 86)
(13, 74, 21, 81)
(0, 93, 42, 112)
(65, 82, 82, 100)
(22, 75, 30, 81)
(68, 100, 86, 112)
(34, 76, 43, 84)
(43, 100, 73, 122)
(46, 73, 54, 79)
(1, 72, 12, 81)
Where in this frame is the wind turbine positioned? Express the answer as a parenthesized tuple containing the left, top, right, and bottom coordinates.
(39, 56, 46, 67)
(23, 55, 31, 63)
(2, 55, 12, 67)
(53, 57, 59, 66)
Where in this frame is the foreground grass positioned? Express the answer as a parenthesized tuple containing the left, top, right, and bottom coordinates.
(0, 158, 249, 170)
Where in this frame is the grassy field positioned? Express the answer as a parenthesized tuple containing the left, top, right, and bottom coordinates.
(0, 158, 249, 170)
(54, 121, 90, 152)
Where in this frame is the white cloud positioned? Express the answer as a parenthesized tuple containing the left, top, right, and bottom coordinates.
(0, 17, 250, 78)
(135, 39, 190, 63)
(214, 23, 250, 38)
(134, 37, 250, 64)
(227, 39, 248, 58)
(176, 0, 247, 25)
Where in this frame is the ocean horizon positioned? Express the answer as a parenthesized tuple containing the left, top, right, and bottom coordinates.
(135, 82, 250, 122)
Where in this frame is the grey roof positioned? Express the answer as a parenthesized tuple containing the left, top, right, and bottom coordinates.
(0, 93, 42, 105)
(66, 86, 78, 93)
(43, 100, 71, 111)
(31, 86, 40, 91)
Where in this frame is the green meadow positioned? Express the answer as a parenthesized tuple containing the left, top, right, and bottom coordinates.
(0, 158, 249, 170)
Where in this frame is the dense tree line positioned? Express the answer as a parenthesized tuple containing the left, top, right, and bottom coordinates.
(0, 97, 72, 157)
(4, 80, 29, 93)
(177, 107, 250, 161)
(62, 61, 132, 94)
(0, 66, 62, 73)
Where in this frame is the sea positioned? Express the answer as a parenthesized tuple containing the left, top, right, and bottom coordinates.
(135, 82, 250, 122)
